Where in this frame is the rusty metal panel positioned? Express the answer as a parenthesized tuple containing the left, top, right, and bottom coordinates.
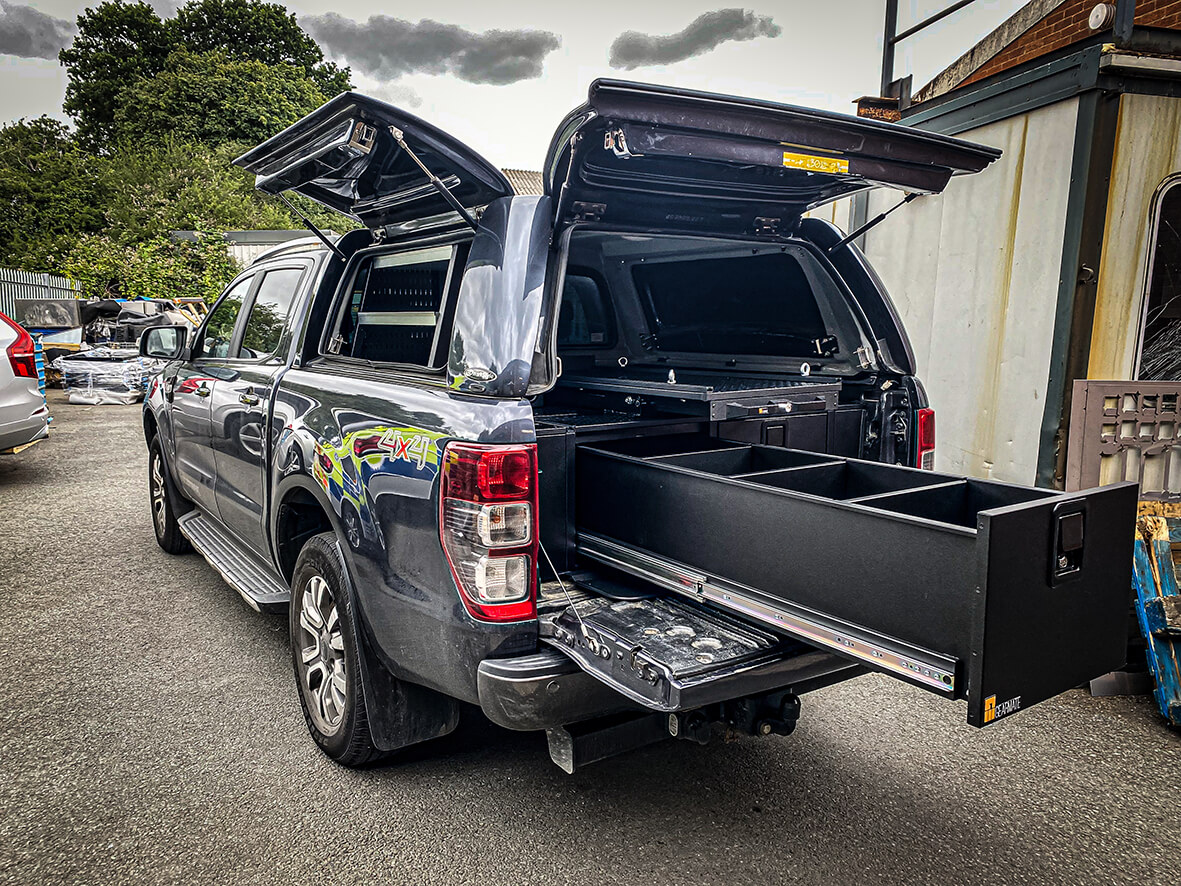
(1089, 93, 1181, 380)
(1066, 379, 1181, 499)
(862, 98, 1079, 485)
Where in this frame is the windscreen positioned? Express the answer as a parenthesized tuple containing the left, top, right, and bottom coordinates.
(633, 252, 830, 357)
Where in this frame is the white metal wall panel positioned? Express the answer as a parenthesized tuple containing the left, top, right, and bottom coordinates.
(1089, 93, 1181, 381)
(803, 197, 853, 229)
(861, 98, 1079, 485)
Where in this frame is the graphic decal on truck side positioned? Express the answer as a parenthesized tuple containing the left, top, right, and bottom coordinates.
(312, 425, 442, 500)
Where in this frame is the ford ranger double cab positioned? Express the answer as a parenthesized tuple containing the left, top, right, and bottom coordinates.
(141, 81, 1136, 771)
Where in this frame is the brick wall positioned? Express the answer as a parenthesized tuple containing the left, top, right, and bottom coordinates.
(959, 0, 1181, 90)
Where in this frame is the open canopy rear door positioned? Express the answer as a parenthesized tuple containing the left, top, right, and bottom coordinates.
(234, 92, 513, 229)
(544, 79, 1001, 235)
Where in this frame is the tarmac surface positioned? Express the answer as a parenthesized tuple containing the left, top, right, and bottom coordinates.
(1, 391, 1179, 886)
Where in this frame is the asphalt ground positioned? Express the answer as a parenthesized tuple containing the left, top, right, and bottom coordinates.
(1, 391, 1179, 886)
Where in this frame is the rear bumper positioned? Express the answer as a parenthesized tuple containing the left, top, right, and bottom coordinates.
(477, 646, 863, 731)
(0, 406, 49, 452)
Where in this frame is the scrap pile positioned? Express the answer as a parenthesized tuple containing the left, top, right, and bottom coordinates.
(53, 348, 158, 405)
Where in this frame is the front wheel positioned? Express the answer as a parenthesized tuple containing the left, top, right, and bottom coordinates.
(148, 436, 192, 555)
(290, 532, 385, 766)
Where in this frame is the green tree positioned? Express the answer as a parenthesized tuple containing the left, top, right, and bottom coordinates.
(0, 117, 109, 267)
(100, 137, 349, 241)
(59, 1, 174, 151)
(114, 49, 331, 147)
(171, 0, 350, 96)
(59, 0, 351, 150)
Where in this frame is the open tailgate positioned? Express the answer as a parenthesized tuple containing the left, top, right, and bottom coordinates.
(544, 79, 1001, 234)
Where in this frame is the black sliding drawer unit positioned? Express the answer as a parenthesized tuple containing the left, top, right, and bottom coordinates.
(575, 435, 1137, 726)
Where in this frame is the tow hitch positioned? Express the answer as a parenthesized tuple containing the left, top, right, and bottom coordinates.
(545, 690, 801, 773)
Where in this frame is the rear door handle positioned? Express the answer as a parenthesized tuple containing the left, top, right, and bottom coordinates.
(239, 392, 260, 407)
(195, 384, 211, 398)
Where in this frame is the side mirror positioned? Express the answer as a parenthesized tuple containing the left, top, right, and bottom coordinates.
(140, 325, 188, 360)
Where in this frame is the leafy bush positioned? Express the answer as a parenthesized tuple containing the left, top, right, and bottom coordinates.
(51, 233, 241, 303)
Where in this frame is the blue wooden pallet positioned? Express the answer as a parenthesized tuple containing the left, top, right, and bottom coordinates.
(1131, 512, 1181, 726)
(32, 335, 51, 424)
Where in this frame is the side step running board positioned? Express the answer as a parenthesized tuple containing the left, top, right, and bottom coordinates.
(178, 511, 290, 612)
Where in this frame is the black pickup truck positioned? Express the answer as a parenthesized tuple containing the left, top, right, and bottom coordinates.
(141, 81, 1136, 772)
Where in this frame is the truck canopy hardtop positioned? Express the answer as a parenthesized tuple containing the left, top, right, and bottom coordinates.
(235, 81, 1000, 237)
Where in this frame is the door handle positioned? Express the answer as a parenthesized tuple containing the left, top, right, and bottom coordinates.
(239, 392, 261, 407)
(195, 384, 210, 398)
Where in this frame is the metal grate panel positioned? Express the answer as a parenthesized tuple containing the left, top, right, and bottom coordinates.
(1066, 380, 1181, 499)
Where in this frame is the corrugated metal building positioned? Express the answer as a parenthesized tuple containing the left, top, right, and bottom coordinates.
(838, 0, 1181, 488)
(0, 268, 78, 320)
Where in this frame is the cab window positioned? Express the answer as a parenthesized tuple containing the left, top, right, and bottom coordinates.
(326, 245, 459, 368)
(198, 276, 252, 359)
(238, 267, 305, 359)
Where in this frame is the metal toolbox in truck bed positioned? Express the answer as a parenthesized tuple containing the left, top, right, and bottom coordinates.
(573, 435, 1138, 726)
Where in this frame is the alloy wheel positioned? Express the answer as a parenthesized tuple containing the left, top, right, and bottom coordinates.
(297, 575, 348, 734)
(150, 454, 167, 538)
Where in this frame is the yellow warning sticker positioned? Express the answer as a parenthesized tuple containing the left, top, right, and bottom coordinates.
(782, 151, 849, 174)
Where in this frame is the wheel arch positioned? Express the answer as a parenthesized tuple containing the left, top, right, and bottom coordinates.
(277, 478, 460, 754)
(143, 408, 158, 446)
(273, 475, 339, 584)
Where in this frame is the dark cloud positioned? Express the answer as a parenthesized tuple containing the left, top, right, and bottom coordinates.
(0, 1, 76, 60)
(609, 8, 781, 69)
(302, 14, 560, 86)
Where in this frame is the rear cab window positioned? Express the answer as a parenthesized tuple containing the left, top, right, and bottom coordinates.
(557, 270, 614, 348)
(633, 252, 832, 357)
(555, 231, 872, 373)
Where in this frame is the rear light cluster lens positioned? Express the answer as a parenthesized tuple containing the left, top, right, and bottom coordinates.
(1, 312, 37, 379)
(916, 408, 935, 470)
(440, 442, 538, 622)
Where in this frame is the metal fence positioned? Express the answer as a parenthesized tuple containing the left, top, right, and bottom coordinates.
(0, 267, 78, 319)
(1066, 380, 1181, 500)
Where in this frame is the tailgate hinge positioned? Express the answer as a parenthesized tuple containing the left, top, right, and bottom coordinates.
(571, 201, 606, 223)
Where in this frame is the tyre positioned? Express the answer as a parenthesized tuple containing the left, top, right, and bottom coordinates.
(290, 532, 385, 766)
(148, 436, 192, 555)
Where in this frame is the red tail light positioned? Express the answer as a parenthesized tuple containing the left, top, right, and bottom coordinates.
(439, 442, 538, 622)
(1, 312, 37, 379)
(916, 408, 935, 470)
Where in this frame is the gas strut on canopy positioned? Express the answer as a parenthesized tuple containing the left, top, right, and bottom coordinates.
(825, 192, 921, 255)
(389, 126, 480, 231)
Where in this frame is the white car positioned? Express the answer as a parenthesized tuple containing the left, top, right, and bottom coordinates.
(0, 311, 49, 453)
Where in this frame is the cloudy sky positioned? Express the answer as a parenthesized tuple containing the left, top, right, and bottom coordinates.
(1, 0, 1026, 168)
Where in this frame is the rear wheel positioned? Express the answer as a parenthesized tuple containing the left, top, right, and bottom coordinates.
(148, 437, 192, 555)
(290, 532, 385, 766)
